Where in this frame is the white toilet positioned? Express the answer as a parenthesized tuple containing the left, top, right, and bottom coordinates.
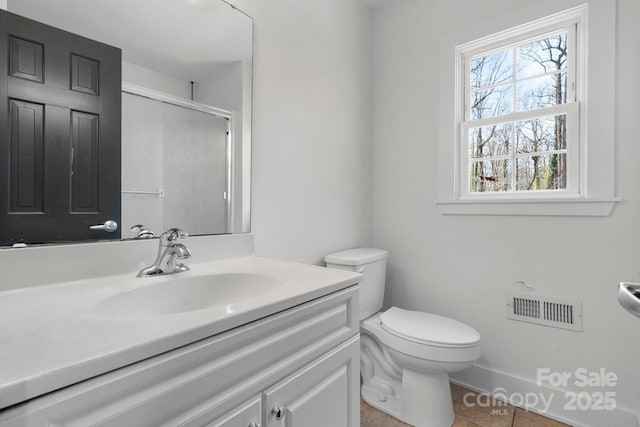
(325, 248, 481, 427)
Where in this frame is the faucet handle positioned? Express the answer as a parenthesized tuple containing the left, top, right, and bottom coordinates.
(130, 224, 154, 239)
(160, 228, 188, 244)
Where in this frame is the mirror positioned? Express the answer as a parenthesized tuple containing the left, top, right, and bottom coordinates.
(5, 0, 252, 242)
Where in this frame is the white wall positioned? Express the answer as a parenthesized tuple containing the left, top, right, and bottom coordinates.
(196, 62, 243, 112)
(196, 61, 249, 233)
(231, 0, 374, 265)
(122, 62, 191, 99)
(373, 0, 640, 424)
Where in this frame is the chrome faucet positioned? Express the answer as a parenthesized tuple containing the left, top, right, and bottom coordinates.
(130, 224, 154, 239)
(137, 228, 192, 277)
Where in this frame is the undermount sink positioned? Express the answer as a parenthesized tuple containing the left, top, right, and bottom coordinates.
(93, 273, 280, 318)
(618, 282, 640, 318)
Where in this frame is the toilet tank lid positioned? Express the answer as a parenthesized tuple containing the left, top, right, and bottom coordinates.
(324, 248, 388, 266)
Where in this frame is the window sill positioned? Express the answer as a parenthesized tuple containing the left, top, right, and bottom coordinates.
(435, 197, 621, 216)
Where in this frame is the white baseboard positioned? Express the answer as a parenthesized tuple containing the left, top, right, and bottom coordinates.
(450, 364, 639, 427)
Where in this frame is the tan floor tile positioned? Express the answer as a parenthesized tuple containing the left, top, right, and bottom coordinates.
(451, 383, 474, 403)
(361, 384, 566, 427)
(361, 399, 476, 427)
(512, 407, 571, 427)
(450, 383, 515, 427)
(452, 416, 483, 427)
(360, 400, 411, 427)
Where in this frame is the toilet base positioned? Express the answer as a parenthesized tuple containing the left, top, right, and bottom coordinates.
(359, 312, 479, 427)
(362, 370, 454, 427)
(402, 369, 454, 426)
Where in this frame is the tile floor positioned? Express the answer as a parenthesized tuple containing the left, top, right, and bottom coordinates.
(360, 384, 571, 427)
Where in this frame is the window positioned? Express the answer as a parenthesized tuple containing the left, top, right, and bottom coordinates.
(465, 31, 576, 195)
(437, 4, 619, 216)
(456, 7, 584, 199)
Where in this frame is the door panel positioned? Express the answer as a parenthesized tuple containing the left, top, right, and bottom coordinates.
(205, 395, 261, 427)
(70, 111, 99, 213)
(8, 99, 44, 213)
(70, 54, 100, 95)
(287, 367, 348, 425)
(9, 36, 44, 82)
(263, 336, 360, 427)
(0, 9, 121, 245)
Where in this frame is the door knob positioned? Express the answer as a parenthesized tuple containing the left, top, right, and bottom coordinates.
(89, 220, 118, 232)
(271, 405, 285, 420)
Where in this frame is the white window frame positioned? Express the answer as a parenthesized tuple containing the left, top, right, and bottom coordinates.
(457, 8, 584, 200)
(437, 3, 619, 216)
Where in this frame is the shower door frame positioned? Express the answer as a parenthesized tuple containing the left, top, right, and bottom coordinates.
(121, 82, 234, 233)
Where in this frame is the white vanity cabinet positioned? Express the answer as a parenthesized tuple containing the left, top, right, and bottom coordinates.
(205, 395, 261, 427)
(0, 287, 360, 427)
(263, 337, 359, 427)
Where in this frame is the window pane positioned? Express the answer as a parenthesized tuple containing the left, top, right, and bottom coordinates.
(470, 159, 512, 192)
(516, 114, 567, 153)
(517, 32, 567, 79)
(471, 85, 513, 120)
(469, 123, 512, 158)
(471, 49, 513, 89)
(516, 72, 566, 111)
(516, 153, 567, 190)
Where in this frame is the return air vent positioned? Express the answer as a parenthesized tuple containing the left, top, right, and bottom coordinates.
(506, 292, 582, 332)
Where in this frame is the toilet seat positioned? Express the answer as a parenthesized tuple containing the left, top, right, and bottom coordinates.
(361, 310, 481, 363)
(380, 307, 480, 348)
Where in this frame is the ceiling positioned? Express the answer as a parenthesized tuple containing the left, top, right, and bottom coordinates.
(7, 0, 252, 78)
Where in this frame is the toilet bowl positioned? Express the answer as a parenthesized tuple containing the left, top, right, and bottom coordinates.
(361, 309, 480, 426)
(325, 248, 481, 427)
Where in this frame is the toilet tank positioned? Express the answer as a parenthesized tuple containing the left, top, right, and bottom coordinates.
(325, 248, 388, 320)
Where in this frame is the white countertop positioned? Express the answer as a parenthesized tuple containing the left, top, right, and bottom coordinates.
(0, 256, 361, 410)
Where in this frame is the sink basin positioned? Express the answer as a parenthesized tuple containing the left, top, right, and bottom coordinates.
(93, 273, 280, 318)
(617, 282, 640, 318)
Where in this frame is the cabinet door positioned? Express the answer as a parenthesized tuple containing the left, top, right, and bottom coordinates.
(205, 395, 261, 427)
(263, 336, 359, 427)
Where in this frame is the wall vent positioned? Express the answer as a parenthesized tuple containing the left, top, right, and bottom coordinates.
(506, 292, 582, 332)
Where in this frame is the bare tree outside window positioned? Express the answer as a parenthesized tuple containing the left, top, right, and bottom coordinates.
(468, 32, 568, 193)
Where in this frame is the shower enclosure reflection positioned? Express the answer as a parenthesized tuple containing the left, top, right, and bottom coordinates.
(122, 89, 231, 236)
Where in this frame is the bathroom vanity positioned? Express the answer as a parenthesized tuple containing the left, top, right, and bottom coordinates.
(0, 250, 361, 426)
